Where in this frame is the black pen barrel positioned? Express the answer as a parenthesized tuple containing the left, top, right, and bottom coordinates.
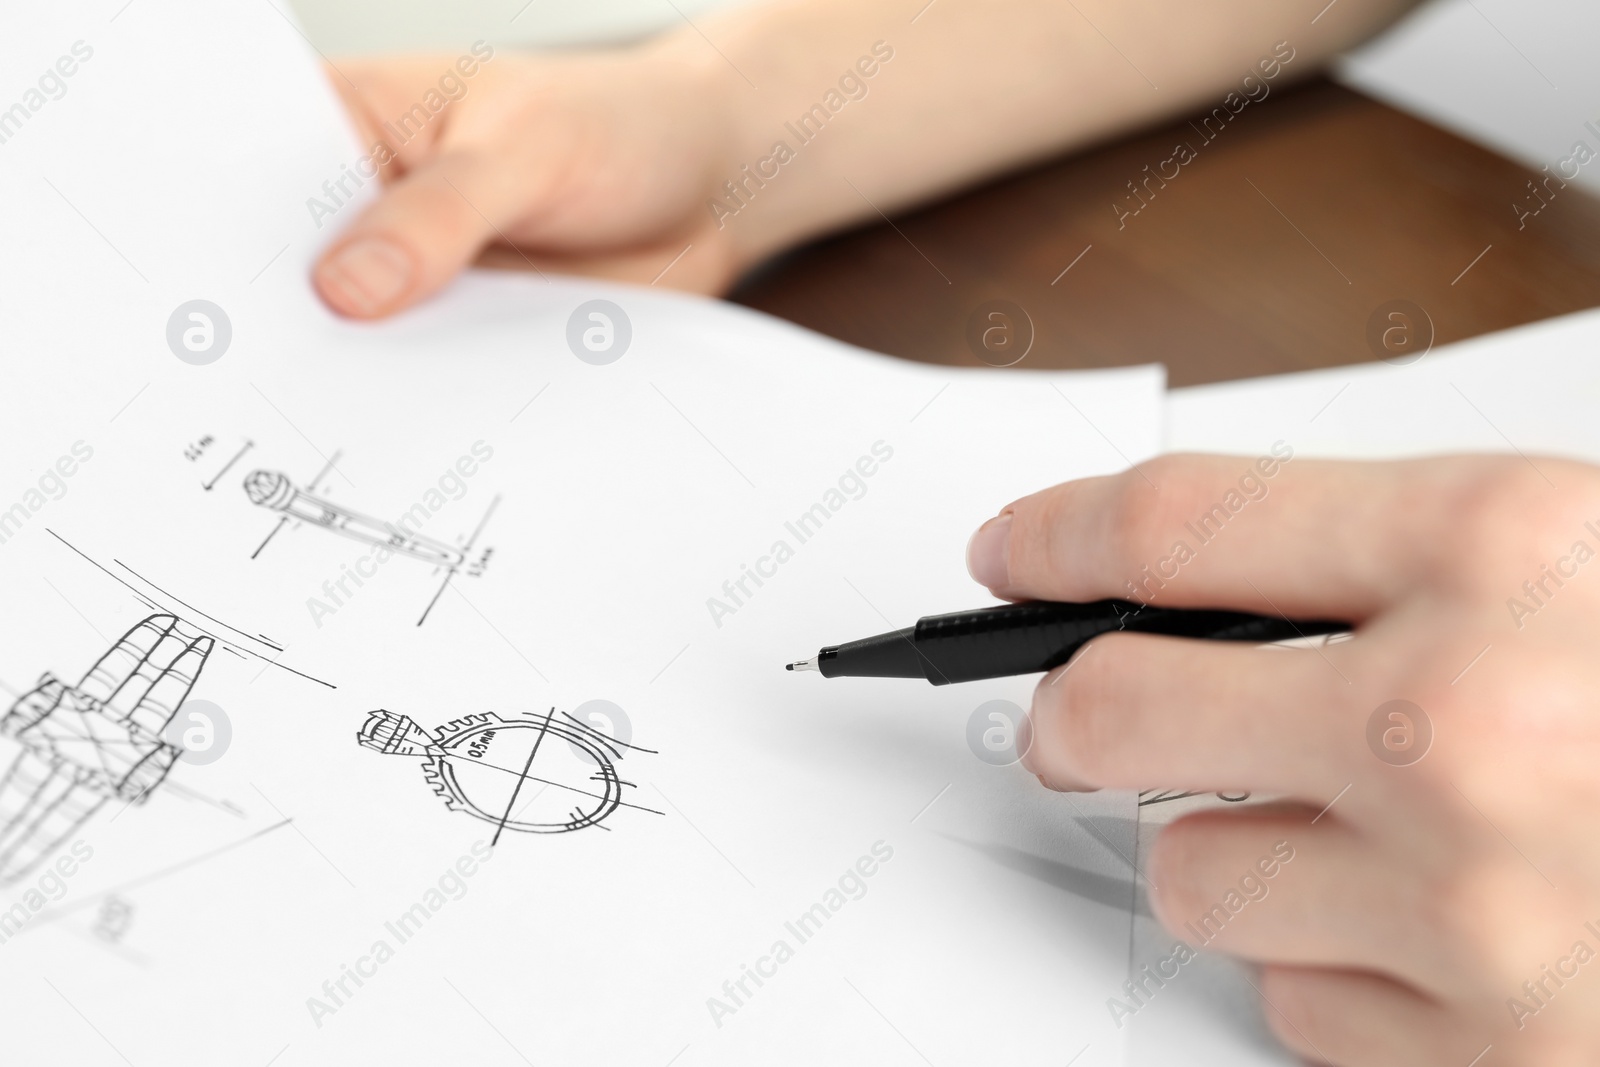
(907, 600, 1345, 685)
(807, 601, 1347, 685)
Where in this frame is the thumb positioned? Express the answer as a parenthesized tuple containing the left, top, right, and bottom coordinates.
(313, 153, 522, 319)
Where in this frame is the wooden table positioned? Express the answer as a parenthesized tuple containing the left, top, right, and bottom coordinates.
(732, 79, 1600, 387)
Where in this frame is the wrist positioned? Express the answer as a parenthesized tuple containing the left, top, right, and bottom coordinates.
(637, 30, 771, 275)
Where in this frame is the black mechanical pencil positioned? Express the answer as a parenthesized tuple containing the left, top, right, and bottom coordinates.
(785, 599, 1348, 685)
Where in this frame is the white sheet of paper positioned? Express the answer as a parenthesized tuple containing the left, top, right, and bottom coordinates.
(1125, 307, 1600, 1065)
(0, 4, 1166, 1065)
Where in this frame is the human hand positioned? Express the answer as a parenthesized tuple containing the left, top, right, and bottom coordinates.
(966, 453, 1600, 1064)
(312, 47, 738, 318)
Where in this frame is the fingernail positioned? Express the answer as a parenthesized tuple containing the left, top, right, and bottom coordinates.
(316, 236, 415, 317)
(1024, 715, 1098, 793)
(966, 512, 1013, 590)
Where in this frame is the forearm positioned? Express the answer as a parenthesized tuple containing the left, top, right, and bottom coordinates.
(655, 0, 1420, 267)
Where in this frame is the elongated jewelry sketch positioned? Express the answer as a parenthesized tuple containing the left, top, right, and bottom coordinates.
(197, 437, 501, 627)
(244, 470, 466, 569)
(359, 709, 662, 843)
(0, 615, 209, 885)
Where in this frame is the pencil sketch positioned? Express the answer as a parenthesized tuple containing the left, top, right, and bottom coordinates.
(1138, 789, 1250, 807)
(359, 709, 662, 843)
(244, 470, 466, 569)
(47, 529, 335, 691)
(236, 450, 500, 627)
(0, 615, 210, 885)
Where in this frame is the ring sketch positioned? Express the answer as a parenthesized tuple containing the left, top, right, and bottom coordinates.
(0, 615, 210, 885)
(359, 709, 662, 843)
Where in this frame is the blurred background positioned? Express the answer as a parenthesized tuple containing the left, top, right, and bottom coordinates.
(288, 0, 1600, 192)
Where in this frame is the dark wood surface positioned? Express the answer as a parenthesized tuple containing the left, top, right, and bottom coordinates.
(732, 79, 1600, 387)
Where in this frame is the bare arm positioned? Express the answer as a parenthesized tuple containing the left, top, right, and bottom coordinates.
(679, 0, 1420, 265)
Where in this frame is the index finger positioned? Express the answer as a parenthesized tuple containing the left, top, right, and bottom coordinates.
(966, 453, 1486, 620)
